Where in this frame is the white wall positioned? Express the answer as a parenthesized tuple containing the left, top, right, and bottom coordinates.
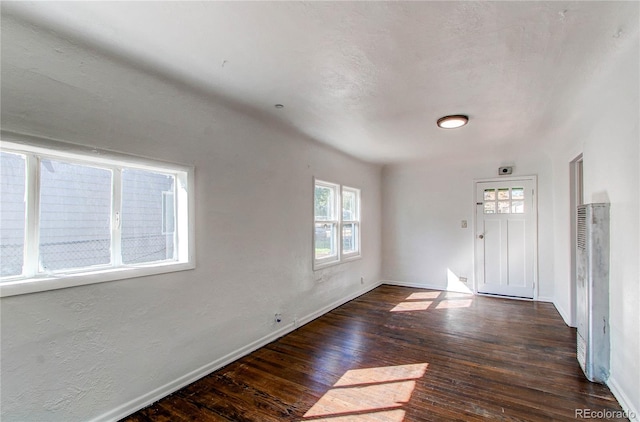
(0, 19, 382, 422)
(548, 31, 639, 417)
(381, 150, 555, 300)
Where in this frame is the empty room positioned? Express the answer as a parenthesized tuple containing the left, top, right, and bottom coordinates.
(0, 2, 638, 421)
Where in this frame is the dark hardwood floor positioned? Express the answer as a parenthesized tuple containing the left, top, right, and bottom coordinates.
(122, 285, 626, 421)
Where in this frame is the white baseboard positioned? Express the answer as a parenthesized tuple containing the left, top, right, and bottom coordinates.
(553, 300, 574, 327)
(607, 376, 639, 421)
(537, 296, 554, 303)
(294, 281, 383, 328)
(91, 281, 382, 422)
(381, 279, 473, 294)
(381, 279, 447, 291)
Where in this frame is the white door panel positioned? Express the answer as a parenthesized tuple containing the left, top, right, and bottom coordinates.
(483, 219, 503, 286)
(507, 219, 526, 287)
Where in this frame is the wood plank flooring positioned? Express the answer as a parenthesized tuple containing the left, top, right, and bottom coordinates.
(122, 285, 626, 421)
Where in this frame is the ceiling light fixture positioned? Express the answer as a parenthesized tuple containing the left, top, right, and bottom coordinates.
(274, 104, 284, 109)
(437, 114, 469, 129)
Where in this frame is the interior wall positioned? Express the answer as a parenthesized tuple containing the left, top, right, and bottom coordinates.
(0, 19, 382, 422)
(547, 30, 639, 415)
(381, 150, 555, 301)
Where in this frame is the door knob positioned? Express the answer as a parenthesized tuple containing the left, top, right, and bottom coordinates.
(478, 234, 484, 239)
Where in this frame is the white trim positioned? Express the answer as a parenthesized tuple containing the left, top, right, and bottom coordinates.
(24, 153, 40, 278)
(313, 178, 340, 269)
(473, 175, 539, 300)
(382, 280, 453, 291)
(312, 179, 362, 270)
(112, 168, 123, 267)
(569, 155, 583, 333)
(90, 281, 382, 422)
(0, 262, 195, 297)
(553, 300, 574, 327)
(382, 280, 552, 301)
(341, 185, 361, 259)
(475, 292, 533, 302)
(1, 131, 192, 172)
(536, 296, 554, 303)
(0, 132, 196, 296)
(607, 376, 639, 421)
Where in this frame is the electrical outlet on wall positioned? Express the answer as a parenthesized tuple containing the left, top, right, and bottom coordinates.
(459, 277, 468, 283)
(461, 220, 468, 228)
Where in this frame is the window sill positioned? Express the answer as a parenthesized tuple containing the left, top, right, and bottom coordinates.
(0, 261, 195, 298)
(313, 254, 362, 271)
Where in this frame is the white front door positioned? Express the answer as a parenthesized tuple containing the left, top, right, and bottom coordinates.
(475, 177, 537, 298)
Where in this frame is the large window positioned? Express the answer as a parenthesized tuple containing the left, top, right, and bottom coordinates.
(0, 139, 194, 297)
(314, 180, 361, 268)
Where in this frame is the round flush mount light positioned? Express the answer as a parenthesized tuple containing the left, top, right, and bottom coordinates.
(274, 104, 284, 109)
(437, 114, 469, 129)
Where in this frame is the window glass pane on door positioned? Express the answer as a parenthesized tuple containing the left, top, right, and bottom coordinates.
(497, 201, 511, 214)
(122, 169, 176, 264)
(39, 159, 112, 271)
(0, 152, 26, 277)
(512, 201, 524, 213)
(484, 202, 496, 214)
(483, 189, 496, 201)
(498, 189, 510, 200)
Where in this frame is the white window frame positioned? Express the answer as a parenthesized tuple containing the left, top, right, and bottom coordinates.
(313, 179, 361, 270)
(162, 191, 176, 235)
(341, 186, 361, 260)
(0, 134, 195, 297)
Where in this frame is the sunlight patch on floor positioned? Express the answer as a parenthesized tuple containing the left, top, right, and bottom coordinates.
(435, 299, 473, 309)
(303, 363, 428, 420)
(305, 409, 406, 421)
(405, 291, 441, 300)
(390, 300, 433, 312)
(390, 289, 473, 313)
(334, 364, 429, 387)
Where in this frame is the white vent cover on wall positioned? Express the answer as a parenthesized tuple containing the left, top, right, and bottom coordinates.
(577, 206, 586, 250)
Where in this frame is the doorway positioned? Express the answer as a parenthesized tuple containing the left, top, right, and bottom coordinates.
(474, 176, 538, 299)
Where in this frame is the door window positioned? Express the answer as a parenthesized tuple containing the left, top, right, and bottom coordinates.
(483, 188, 525, 214)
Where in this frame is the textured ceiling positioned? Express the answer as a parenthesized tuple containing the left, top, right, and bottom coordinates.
(1, 1, 638, 163)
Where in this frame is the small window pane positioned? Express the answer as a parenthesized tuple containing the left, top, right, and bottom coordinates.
(342, 223, 358, 254)
(162, 192, 175, 235)
(0, 152, 26, 277)
(39, 159, 112, 271)
(122, 169, 176, 264)
(512, 188, 524, 200)
(498, 189, 510, 200)
(314, 185, 334, 221)
(315, 223, 336, 259)
(483, 189, 496, 201)
(512, 201, 524, 213)
(497, 201, 511, 214)
(484, 202, 496, 214)
(342, 190, 356, 221)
